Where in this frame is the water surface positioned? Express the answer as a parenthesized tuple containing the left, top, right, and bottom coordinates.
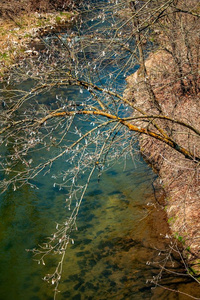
(0, 3, 200, 300)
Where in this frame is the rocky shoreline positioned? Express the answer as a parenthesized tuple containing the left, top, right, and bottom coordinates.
(124, 50, 200, 273)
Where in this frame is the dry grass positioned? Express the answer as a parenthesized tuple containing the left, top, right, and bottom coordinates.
(124, 50, 200, 272)
(0, 10, 76, 79)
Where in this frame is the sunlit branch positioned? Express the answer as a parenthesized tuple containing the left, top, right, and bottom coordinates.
(34, 108, 200, 161)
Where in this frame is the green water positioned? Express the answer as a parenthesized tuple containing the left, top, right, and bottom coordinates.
(1, 155, 200, 300)
(1, 4, 200, 299)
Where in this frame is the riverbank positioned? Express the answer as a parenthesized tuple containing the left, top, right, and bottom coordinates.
(1, 0, 199, 276)
(0, 10, 77, 79)
(124, 50, 200, 273)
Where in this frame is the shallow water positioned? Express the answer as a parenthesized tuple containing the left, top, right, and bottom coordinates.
(1, 3, 200, 300)
(0, 156, 166, 300)
(1, 154, 200, 300)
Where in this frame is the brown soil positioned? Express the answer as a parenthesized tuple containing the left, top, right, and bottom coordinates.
(124, 50, 200, 272)
(0, 10, 76, 79)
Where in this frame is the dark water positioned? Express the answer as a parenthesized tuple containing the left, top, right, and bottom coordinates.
(0, 4, 200, 300)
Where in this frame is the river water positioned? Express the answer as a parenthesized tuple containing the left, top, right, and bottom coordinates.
(0, 2, 200, 300)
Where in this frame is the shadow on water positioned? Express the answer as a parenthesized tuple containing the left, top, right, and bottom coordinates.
(0, 3, 200, 300)
(1, 153, 200, 299)
(56, 161, 200, 300)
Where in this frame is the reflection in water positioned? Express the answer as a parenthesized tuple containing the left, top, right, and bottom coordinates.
(0, 157, 200, 300)
(0, 5, 200, 300)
